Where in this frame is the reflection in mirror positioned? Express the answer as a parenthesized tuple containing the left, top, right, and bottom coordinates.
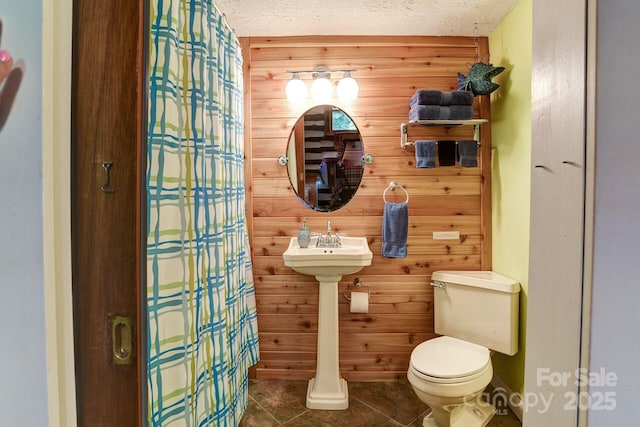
(287, 105, 364, 212)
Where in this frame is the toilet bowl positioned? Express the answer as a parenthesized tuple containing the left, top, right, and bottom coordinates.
(407, 336, 495, 427)
(407, 271, 521, 427)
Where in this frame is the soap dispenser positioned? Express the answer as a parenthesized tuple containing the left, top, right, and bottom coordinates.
(297, 217, 311, 248)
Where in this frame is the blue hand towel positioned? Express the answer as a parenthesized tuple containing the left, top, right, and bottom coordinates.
(458, 140, 478, 167)
(415, 140, 436, 168)
(382, 201, 408, 258)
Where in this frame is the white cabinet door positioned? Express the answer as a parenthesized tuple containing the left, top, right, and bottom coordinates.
(524, 0, 586, 425)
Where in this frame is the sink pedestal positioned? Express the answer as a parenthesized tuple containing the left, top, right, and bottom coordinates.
(306, 274, 348, 410)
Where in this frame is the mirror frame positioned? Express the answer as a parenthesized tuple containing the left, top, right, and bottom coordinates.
(286, 105, 365, 212)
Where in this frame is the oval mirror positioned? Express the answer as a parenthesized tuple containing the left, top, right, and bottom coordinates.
(286, 105, 364, 212)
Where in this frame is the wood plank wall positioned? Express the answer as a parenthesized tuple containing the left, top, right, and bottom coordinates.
(241, 36, 492, 381)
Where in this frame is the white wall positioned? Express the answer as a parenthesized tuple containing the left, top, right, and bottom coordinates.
(588, 0, 640, 424)
(0, 1, 48, 425)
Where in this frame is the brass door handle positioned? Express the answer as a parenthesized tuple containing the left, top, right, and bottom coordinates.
(111, 316, 133, 365)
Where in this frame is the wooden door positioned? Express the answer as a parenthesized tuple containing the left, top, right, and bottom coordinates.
(71, 0, 145, 425)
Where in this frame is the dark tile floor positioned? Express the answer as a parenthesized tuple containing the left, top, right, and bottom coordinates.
(239, 380, 522, 427)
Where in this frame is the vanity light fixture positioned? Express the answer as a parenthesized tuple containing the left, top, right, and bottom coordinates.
(285, 66, 359, 102)
(311, 67, 333, 103)
(336, 70, 359, 101)
(285, 73, 307, 103)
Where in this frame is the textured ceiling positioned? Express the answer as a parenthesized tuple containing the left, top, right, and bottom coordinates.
(215, 0, 518, 37)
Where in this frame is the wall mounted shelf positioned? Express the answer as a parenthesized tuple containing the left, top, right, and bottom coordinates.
(400, 119, 489, 149)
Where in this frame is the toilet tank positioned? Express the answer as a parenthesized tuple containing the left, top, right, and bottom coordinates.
(431, 270, 520, 355)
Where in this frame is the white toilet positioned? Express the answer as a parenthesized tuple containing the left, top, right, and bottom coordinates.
(407, 270, 520, 427)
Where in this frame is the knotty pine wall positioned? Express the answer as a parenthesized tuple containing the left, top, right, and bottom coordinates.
(241, 36, 492, 381)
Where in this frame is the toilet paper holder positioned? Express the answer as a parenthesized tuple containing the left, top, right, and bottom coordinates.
(343, 277, 370, 301)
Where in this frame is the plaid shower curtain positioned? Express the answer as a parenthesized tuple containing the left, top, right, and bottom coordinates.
(146, 1, 259, 425)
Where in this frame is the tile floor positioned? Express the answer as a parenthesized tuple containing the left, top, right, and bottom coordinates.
(239, 380, 521, 427)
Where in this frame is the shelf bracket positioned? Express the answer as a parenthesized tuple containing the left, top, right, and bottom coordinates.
(400, 122, 410, 149)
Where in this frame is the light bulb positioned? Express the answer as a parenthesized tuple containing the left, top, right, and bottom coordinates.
(311, 76, 333, 103)
(285, 75, 307, 102)
(337, 74, 359, 101)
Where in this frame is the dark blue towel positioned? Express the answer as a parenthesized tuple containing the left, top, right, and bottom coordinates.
(415, 140, 436, 168)
(438, 140, 456, 166)
(440, 90, 475, 106)
(458, 140, 478, 167)
(409, 104, 441, 120)
(449, 105, 474, 119)
(410, 90, 474, 106)
(410, 90, 442, 105)
(409, 105, 474, 121)
(382, 202, 408, 258)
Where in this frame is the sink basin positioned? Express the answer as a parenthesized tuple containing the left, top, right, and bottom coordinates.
(283, 236, 373, 277)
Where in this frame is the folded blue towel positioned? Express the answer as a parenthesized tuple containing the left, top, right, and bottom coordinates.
(409, 104, 441, 120)
(410, 90, 442, 105)
(448, 105, 474, 119)
(382, 202, 408, 258)
(458, 140, 478, 167)
(409, 105, 474, 121)
(410, 90, 474, 106)
(440, 90, 475, 106)
(415, 140, 436, 168)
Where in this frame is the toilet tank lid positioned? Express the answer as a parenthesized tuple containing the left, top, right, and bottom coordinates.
(432, 270, 520, 293)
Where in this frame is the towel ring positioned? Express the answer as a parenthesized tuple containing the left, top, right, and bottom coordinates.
(383, 182, 409, 203)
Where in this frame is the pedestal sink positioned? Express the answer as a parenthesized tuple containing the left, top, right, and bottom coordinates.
(283, 236, 373, 410)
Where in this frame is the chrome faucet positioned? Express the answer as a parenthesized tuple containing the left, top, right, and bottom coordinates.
(316, 220, 344, 248)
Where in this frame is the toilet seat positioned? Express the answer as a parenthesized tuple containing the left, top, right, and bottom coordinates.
(409, 336, 491, 384)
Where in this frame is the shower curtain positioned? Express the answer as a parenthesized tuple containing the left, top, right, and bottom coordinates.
(146, 1, 259, 425)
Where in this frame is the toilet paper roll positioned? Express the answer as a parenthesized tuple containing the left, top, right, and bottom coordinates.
(350, 291, 369, 313)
